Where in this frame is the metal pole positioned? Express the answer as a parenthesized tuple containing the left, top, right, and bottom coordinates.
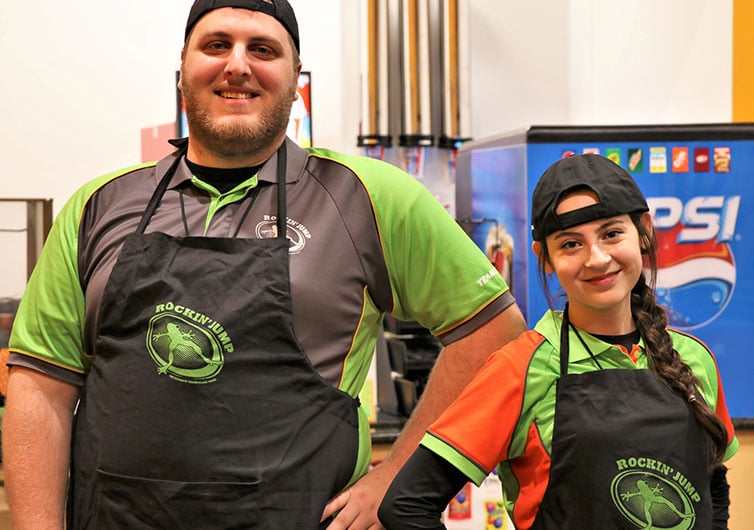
(358, 0, 392, 149)
(440, 0, 471, 149)
(399, 0, 434, 147)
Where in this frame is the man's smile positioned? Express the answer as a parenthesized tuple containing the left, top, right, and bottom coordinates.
(218, 91, 256, 99)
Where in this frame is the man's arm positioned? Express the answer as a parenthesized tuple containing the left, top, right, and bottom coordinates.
(322, 303, 527, 529)
(3, 366, 80, 530)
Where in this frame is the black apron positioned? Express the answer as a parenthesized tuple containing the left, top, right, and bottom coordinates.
(68, 144, 360, 529)
(531, 307, 713, 529)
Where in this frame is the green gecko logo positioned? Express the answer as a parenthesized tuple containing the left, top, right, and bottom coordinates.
(146, 302, 234, 384)
(611, 457, 698, 530)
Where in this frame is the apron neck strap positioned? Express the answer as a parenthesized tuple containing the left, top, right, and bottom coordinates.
(559, 303, 604, 375)
(137, 145, 187, 235)
(559, 305, 571, 375)
(275, 141, 288, 239)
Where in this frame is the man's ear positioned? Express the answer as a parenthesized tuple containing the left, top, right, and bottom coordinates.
(177, 48, 187, 92)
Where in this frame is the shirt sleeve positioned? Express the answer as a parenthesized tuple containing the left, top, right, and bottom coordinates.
(8, 179, 106, 378)
(711, 366, 738, 461)
(420, 332, 540, 485)
(710, 465, 730, 530)
(378, 445, 468, 530)
(671, 329, 739, 460)
(349, 155, 513, 337)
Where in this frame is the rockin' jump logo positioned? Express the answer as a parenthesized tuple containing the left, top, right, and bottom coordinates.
(255, 215, 311, 254)
(146, 302, 234, 384)
(648, 195, 740, 330)
(611, 457, 699, 529)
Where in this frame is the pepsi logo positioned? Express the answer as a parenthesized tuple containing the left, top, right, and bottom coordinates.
(648, 196, 740, 329)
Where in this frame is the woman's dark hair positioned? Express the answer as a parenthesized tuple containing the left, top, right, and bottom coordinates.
(534, 211, 728, 467)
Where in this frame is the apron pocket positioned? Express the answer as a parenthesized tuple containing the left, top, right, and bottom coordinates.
(95, 469, 261, 530)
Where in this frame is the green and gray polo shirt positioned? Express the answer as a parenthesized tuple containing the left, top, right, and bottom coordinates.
(9, 139, 514, 400)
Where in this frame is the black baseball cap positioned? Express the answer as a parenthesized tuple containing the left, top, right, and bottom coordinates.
(184, 0, 300, 53)
(531, 154, 649, 240)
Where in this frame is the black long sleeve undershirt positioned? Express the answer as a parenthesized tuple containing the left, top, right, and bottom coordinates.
(378, 448, 732, 529)
(711, 465, 731, 530)
(378, 446, 469, 530)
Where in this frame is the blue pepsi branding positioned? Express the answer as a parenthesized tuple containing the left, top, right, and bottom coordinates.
(526, 140, 754, 419)
(649, 196, 739, 329)
(467, 137, 754, 418)
(650, 196, 740, 244)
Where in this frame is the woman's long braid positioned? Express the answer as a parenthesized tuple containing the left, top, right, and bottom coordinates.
(632, 217, 728, 467)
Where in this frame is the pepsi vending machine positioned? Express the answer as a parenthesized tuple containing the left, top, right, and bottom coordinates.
(456, 123, 754, 423)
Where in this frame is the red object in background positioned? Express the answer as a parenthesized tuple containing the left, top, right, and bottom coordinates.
(693, 147, 711, 172)
(141, 123, 177, 163)
(447, 482, 472, 520)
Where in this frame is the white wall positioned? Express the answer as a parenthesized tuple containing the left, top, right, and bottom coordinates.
(464, 0, 732, 132)
(0, 0, 733, 297)
(565, 0, 732, 124)
(467, 1, 572, 136)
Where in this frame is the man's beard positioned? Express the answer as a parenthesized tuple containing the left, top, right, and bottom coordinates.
(181, 80, 297, 161)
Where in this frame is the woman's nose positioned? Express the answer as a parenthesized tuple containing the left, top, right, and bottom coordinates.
(585, 243, 611, 268)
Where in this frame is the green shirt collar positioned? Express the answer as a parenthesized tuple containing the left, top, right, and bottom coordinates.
(534, 309, 645, 363)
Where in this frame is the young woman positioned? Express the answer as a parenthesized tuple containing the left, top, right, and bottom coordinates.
(378, 154, 738, 529)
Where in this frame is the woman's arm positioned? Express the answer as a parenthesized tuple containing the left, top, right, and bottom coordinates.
(378, 446, 470, 529)
(710, 465, 730, 530)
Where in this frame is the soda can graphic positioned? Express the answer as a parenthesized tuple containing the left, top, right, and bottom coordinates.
(628, 148, 643, 172)
(693, 147, 710, 172)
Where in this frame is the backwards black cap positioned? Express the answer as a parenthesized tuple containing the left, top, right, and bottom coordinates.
(184, 0, 300, 53)
(531, 154, 649, 240)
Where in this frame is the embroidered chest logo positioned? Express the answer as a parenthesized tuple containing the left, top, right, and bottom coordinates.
(146, 302, 234, 384)
(611, 457, 698, 529)
(255, 215, 311, 254)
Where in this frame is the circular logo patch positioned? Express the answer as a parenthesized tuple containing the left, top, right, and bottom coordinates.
(147, 313, 224, 383)
(611, 470, 695, 529)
